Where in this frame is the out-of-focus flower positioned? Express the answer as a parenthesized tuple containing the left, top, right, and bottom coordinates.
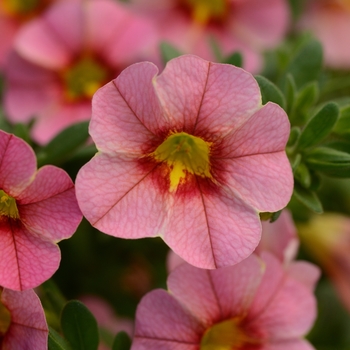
(0, 130, 82, 290)
(0, 0, 55, 68)
(0, 288, 48, 349)
(298, 213, 350, 312)
(131, 0, 290, 72)
(300, 0, 350, 69)
(132, 252, 319, 349)
(3, 0, 157, 144)
(80, 296, 133, 350)
(76, 54, 293, 269)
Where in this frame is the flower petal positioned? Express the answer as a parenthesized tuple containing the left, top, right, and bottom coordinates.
(154, 55, 261, 135)
(76, 153, 166, 238)
(17, 166, 82, 242)
(2, 288, 48, 350)
(0, 222, 60, 290)
(261, 340, 315, 350)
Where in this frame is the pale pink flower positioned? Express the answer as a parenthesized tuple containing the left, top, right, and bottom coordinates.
(131, 0, 290, 72)
(300, 0, 350, 69)
(0, 288, 48, 349)
(0, 130, 82, 290)
(4, 0, 156, 144)
(132, 252, 319, 350)
(298, 213, 350, 312)
(76, 55, 293, 269)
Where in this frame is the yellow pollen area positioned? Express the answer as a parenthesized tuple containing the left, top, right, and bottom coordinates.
(200, 318, 260, 350)
(1, 0, 44, 17)
(0, 298, 11, 338)
(62, 57, 109, 102)
(181, 0, 229, 25)
(0, 190, 19, 220)
(152, 132, 212, 191)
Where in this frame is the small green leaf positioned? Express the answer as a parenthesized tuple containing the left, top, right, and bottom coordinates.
(255, 75, 286, 109)
(293, 184, 323, 214)
(325, 139, 350, 154)
(297, 102, 339, 150)
(291, 153, 302, 171)
(287, 126, 301, 147)
(159, 42, 183, 65)
(269, 210, 282, 223)
(61, 300, 99, 350)
(37, 121, 90, 166)
(333, 105, 350, 134)
(222, 52, 243, 67)
(294, 162, 311, 188)
(48, 327, 71, 350)
(284, 74, 297, 115)
(112, 331, 131, 350)
(304, 147, 350, 178)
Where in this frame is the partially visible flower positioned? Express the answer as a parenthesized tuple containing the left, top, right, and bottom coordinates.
(0, 288, 48, 349)
(300, 0, 350, 69)
(76, 55, 293, 269)
(130, 0, 290, 72)
(4, 0, 157, 144)
(132, 253, 319, 349)
(0, 130, 82, 290)
(298, 213, 350, 312)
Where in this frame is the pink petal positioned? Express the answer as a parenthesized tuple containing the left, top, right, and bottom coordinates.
(17, 166, 82, 242)
(287, 261, 321, 292)
(0, 222, 60, 290)
(163, 184, 261, 269)
(2, 288, 48, 350)
(261, 340, 315, 350)
(91, 62, 166, 154)
(154, 55, 261, 134)
(221, 152, 293, 212)
(0, 131, 36, 196)
(0, 16, 17, 68)
(167, 255, 264, 326)
(133, 289, 203, 348)
(76, 153, 167, 238)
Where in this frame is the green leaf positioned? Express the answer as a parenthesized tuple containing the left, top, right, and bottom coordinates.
(297, 102, 339, 150)
(159, 42, 183, 65)
(61, 301, 99, 350)
(222, 52, 243, 67)
(293, 184, 323, 213)
(287, 126, 301, 147)
(333, 104, 350, 134)
(48, 327, 71, 350)
(112, 331, 131, 350)
(284, 74, 297, 115)
(291, 153, 302, 171)
(282, 39, 323, 89)
(294, 162, 311, 188)
(255, 75, 286, 109)
(36, 121, 90, 166)
(304, 147, 350, 178)
(325, 139, 350, 154)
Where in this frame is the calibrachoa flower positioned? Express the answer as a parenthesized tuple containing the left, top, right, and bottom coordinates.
(4, 0, 156, 144)
(0, 288, 48, 349)
(130, 0, 289, 72)
(0, 130, 82, 290)
(132, 252, 319, 349)
(298, 213, 350, 312)
(300, 0, 350, 69)
(76, 55, 293, 269)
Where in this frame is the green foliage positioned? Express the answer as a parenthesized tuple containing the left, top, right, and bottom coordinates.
(222, 52, 243, 67)
(48, 327, 71, 350)
(159, 42, 183, 65)
(61, 301, 99, 350)
(333, 104, 350, 134)
(293, 184, 323, 214)
(112, 331, 132, 350)
(255, 75, 286, 109)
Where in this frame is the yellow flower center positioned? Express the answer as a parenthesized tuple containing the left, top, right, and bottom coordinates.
(180, 0, 229, 25)
(0, 0, 49, 19)
(62, 57, 110, 102)
(0, 190, 19, 219)
(152, 132, 212, 191)
(200, 318, 260, 350)
(0, 298, 11, 338)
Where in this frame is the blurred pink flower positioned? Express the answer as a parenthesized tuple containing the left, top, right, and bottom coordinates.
(76, 54, 293, 269)
(0, 0, 55, 68)
(0, 288, 48, 349)
(131, 0, 290, 72)
(0, 130, 82, 290)
(132, 252, 319, 350)
(4, 0, 157, 144)
(300, 0, 350, 69)
(298, 213, 350, 312)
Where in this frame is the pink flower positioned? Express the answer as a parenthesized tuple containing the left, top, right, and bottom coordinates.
(132, 252, 319, 350)
(4, 0, 157, 144)
(300, 0, 350, 69)
(131, 0, 289, 72)
(298, 213, 350, 312)
(0, 130, 82, 290)
(0, 288, 48, 350)
(76, 54, 293, 269)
